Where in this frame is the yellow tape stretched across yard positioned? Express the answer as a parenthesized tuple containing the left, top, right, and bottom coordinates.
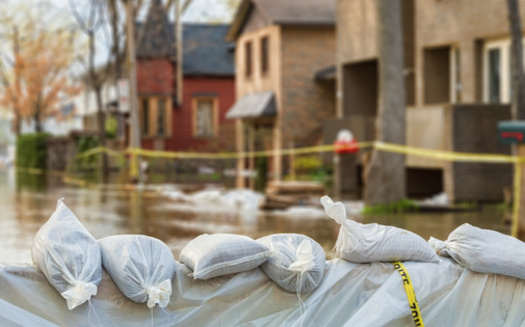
(79, 141, 520, 163)
(392, 261, 424, 327)
(41, 141, 525, 238)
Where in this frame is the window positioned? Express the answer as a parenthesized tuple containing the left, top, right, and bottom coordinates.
(261, 36, 269, 75)
(450, 46, 461, 103)
(140, 97, 171, 138)
(488, 48, 501, 103)
(193, 97, 217, 138)
(245, 41, 252, 77)
(157, 99, 166, 136)
(483, 39, 515, 104)
(141, 98, 149, 136)
(423, 46, 451, 104)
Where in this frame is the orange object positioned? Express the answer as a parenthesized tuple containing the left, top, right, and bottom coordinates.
(334, 138, 359, 154)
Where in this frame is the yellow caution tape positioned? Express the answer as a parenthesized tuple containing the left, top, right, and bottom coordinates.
(15, 166, 66, 177)
(392, 261, 424, 327)
(74, 141, 519, 163)
(74, 146, 125, 160)
(375, 142, 521, 164)
(13, 141, 525, 239)
(512, 163, 521, 238)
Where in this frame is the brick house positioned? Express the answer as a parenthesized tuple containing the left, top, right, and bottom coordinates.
(226, 0, 336, 188)
(337, 0, 516, 202)
(136, 0, 235, 153)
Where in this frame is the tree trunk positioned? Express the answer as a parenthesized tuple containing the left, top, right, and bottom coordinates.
(34, 112, 42, 133)
(364, 0, 406, 205)
(12, 113, 21, 136)
(13, 25, 21, 136)
(89, 31, 109, 182)
(34, 96, 42, 133)
(108, 0, 122, 81)
(507, 0, 525, 120)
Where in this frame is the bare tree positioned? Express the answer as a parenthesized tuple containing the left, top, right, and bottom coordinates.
(69, 0, 110, 181)
(0, 5, 81, 135)
(364, 0, 406, 205)
(106, 0, 144, 83)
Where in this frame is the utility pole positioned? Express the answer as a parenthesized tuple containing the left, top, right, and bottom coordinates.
(175, 0, 183, 106)
(126, 0, 142, 183)
(507, 0, 525, 239)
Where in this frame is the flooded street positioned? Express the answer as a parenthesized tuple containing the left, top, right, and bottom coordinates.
(0, 170, 512, 264)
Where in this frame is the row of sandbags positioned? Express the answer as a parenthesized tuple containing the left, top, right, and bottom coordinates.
(32, 196, 525, 311)
(32, 199, 327, 310)
(321, 195, 525, 280)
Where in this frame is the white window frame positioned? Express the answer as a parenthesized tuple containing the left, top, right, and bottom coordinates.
(192, 97, 218, 138)
(483, 39, 511, 104)
(450, 46, 460, 103)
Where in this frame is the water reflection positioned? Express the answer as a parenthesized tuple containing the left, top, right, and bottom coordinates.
(0, 170, 512, 265)
(360, 207, 509, 242)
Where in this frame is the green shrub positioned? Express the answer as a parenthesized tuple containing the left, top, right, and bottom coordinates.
(362, 199, 419, 214)
(105, 117, 118, 139)
(255, 156, 268, 191)
(294, 155, 323, 174)
(16, 133, 49, 169)
(72, 135, 99, 169)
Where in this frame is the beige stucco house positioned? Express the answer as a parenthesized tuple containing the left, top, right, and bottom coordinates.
(338, 0, 518, 202)
(226, 0, 336, 188)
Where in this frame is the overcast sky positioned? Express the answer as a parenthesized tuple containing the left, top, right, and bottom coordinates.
(0, 0, 240, 68)
(4, 0, 240, 23)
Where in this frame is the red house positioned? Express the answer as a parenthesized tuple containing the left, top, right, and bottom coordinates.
(135, 0, 236, 153)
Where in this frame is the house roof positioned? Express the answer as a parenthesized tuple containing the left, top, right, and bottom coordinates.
(227, 0, 336, 41)
(136, 1, 234, 76)
(183, 24, 234, 76)
(136, 0, 176, 58)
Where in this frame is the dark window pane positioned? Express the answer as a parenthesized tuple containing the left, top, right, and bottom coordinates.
(488, 48, 501, 103)
(261, 36, 269, 74)
(157, 99, 166, 136)
(245, 42, 252, 77)
(142, 99, 149, 136)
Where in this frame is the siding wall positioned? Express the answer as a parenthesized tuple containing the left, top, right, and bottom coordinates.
(137, 59, 236, 153)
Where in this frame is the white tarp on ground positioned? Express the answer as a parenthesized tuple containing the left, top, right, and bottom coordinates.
(1, 257, 525, 326)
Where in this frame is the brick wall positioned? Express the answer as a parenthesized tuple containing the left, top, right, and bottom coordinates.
(137, 58, 174, 94)
(444, 104, 512, 202)
(281, 26, 336, 148)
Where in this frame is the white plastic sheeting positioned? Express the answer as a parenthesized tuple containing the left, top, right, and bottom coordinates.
(163, 189, 263, 211)
(1, 257, 525, 326)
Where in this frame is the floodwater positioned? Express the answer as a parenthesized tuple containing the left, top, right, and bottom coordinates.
(0, 169, 512, 264)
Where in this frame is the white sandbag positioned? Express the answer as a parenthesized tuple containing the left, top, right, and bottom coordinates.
(429, 223, 525, 279)
(180, 233, 271, 279)
(320, 195, 439, 263)
(257, 233, 326, 293)
(31, 199, 102, 310)
(98, 235, 177, 308)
